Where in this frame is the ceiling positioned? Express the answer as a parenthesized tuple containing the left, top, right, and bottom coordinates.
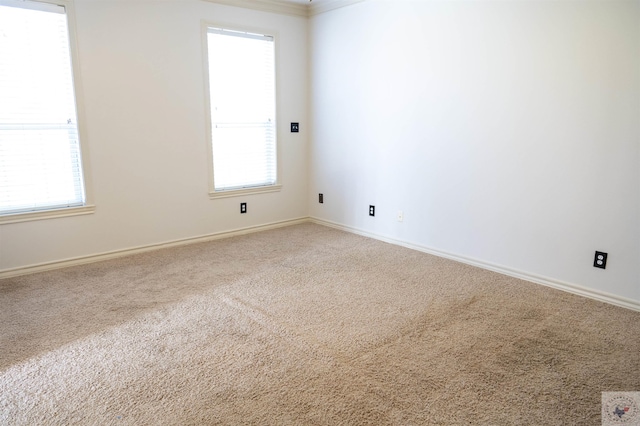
(284, 0, 333, 4)
(203, 0, 365, 17)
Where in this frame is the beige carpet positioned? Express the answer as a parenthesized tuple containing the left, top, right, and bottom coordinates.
(1, 223, 638, 425)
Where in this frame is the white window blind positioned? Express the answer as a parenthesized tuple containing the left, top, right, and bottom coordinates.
(207, 27, 277, 192)
(0, 0, 86, 215)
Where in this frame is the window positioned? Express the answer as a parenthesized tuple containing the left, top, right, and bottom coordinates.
(0, 0, 90, 221)
(205, 26, 279, 196)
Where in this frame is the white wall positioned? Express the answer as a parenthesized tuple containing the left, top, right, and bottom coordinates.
(0, 0, 309, 271)
(309, 0, 640, 302)
(2, 0, 638, 306)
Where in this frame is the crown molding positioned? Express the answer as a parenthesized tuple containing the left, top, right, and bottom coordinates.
(200, 0, 366, 18)
(201, 0, 308, 17)
(308, 0, 365, 16)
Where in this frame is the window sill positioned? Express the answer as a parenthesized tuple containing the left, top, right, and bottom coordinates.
(209, 184, 282, 199)
(0, 205, 96, 225)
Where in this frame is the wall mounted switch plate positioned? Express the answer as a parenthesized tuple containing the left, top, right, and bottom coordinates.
(240, 202, 247, 214)
(291, 122, 299, 133)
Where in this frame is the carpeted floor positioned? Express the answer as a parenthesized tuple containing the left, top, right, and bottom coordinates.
(1, 223, 638, 425)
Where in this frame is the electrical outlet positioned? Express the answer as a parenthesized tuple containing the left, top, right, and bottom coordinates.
(290, 122, 299, 133)
(319, 193, 323, 204)
(397, 210, 403, 222)
(594, 251, 607, 269)
(240, 202, 247, 214)
(369, 205, 375, 217)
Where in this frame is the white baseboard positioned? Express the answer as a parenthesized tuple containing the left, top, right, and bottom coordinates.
(0, 217, 309, 280)
(310, 217, 640, 312)
(3, 215, 638, 312)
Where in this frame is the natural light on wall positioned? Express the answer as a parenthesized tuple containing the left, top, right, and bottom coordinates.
(207, 27, 277, 192)
(0, 0, 86, 216)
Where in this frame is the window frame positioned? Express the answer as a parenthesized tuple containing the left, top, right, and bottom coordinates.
(201, 21, 282, 199)
(0, 0, 94, 225)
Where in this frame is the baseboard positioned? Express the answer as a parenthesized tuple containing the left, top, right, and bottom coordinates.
(310, 217, 640, 312)
(4, 215, 638, 312)
(0, 217, 309, 280)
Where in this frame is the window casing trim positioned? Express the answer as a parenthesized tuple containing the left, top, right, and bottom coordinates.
(201, 20, 282, 198)
(0, 0, 94, 223)
(0, 204, 95, 224)
(208, 184, 282, 200)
